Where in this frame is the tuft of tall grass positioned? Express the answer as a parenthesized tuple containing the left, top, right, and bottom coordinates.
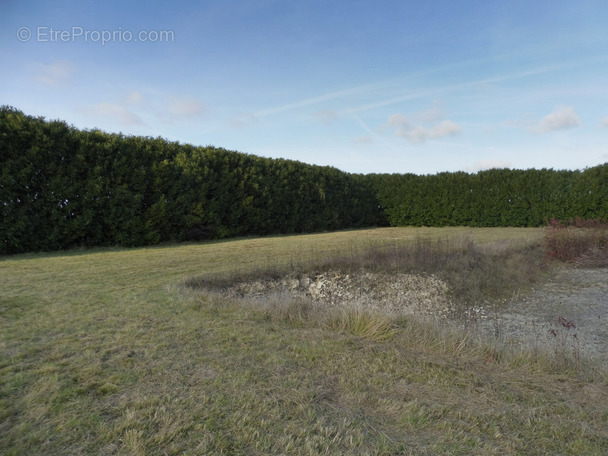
(255, 294, 318, 327)
(327, 307, 396, 341)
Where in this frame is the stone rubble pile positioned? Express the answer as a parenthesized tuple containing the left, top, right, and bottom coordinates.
(224, 270, 454, 317)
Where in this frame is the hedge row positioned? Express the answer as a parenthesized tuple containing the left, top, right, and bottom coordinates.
(366, 166, 608, 227)
(1, 106, 606, 254)
(0, 106, 381, 254)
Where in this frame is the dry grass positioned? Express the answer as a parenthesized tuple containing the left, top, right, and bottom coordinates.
(187, 234, 547, 313)
(327, 307, 396, 342)
(545, 217, 608, 266)
(2, 227, 608, 455)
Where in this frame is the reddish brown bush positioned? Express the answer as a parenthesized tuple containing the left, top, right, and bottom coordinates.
(544, 217, 608, 266)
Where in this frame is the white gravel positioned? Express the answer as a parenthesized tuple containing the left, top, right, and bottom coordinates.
(475, 266, 608, 363)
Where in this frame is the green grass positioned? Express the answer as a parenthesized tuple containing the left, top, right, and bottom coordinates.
(2, 227, 608, 455)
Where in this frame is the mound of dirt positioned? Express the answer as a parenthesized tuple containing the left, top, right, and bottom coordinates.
(222, 270, 454, 317)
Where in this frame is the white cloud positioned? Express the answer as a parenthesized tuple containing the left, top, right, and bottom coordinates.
(168, 96, 204, 118)
(85, 102, 143, 126)
(314, 109, 338, 124)
(384, 113, 411, 138)
(468, 160, 512, 172)
(601, 117, 608, 128)
(33, 60, 76, 86)
(406, 126, 428, 143)
(531, 106, 580, 133)
(429, 120, 461, 138)
(90, 93, 205, 127)
(230, 112, 258, 129)
(387, 113, 461, 143)
(386, 113, 409, 127)
(413, 101, 444, 124)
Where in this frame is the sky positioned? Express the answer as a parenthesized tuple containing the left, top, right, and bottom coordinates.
(2, 0, 608, 175)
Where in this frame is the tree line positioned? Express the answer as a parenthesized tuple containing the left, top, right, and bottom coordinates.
(1, 106, 606, 254)
(0, 106, 381, 254)
(366, 165, 608, 228)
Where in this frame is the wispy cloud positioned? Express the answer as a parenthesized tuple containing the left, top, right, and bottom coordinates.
(168, 96, 204, 118)
(83, 92, 206, 129)
(343, 64, 570, 115)
(242, 63, 482, 120)
(84, 102, 143, 126)
(352, 114, 388, 145)
(530, 106, 580, 133)
(253, 64, 472, 119)
(248, 62, 571, 128)
(255, 81, 387, 117)
(124, 90, 146, 106)
(601, 116, 608, 128)
(33, 60, 77, 86)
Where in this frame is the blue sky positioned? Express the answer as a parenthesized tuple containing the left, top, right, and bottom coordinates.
(2, 0, 608, 174)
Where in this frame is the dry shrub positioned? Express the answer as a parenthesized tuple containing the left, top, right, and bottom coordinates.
(349, 237, 545, 304)
(544, 217, 608, 266)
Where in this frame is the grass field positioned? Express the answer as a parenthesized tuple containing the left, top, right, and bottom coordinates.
(2, 227, 608, 455)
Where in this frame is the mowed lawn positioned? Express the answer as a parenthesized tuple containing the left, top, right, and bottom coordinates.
(2, 227, 608, 455)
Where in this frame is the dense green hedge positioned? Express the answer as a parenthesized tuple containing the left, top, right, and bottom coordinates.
(0, 106, 381, 254)
(1, 106, 607, 254)
(365, 165, 608, 228)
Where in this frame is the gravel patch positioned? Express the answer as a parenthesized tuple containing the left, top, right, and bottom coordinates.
(475, 267, 608, 363)
(220, 266, 608, 363)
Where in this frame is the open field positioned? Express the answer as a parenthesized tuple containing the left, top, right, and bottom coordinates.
(2, 227, 608, 455)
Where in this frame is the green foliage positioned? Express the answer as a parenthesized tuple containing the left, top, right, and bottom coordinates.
(2, 105, 607, 254)
(365, 164, 608, 228)
(0, 106, 381, 253)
